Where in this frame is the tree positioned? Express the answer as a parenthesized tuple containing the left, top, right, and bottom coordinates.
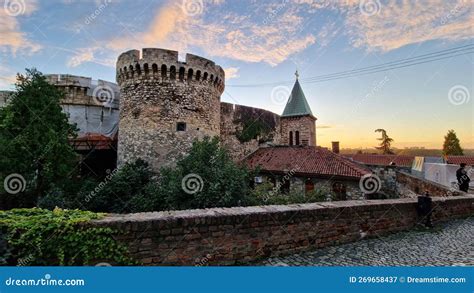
(375, 129, 394, 154)
(0, 69, 78, 207)
(442, 129, 463, 156)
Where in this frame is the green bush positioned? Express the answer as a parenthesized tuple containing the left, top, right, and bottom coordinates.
(251, 182, 330, 205)
(38, 160, 159, 213)
(0, 208, 134, 266)
(156, 136, 256, 210)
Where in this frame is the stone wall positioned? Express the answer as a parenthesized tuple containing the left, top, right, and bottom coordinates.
(92, 195, 474, 265)
(116, 48, 225, 171)
(396, 171, 466, 197)
(259, 174, 365, 200)
(280, 116, 316, 146)
(220, 102, 280, 161)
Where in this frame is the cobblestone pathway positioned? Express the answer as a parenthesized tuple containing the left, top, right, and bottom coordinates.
(260, 218, 474, 266)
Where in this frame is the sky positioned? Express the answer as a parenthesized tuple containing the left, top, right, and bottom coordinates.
(0, 0, 473, 149)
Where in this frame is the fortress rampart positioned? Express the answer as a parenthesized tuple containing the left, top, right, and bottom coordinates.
(116, 48, 225, 170)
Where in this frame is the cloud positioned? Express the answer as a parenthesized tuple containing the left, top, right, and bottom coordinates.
(68, 0, 474, 69)
(343, 0, 473, 52)
(72, 1, 316, 67)
(224, 67, 239, 79)
(0, 0, 41, 55)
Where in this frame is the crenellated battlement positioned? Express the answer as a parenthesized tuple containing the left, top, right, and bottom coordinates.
(45, 74, 120, 109)
(116, 48, 225, 93)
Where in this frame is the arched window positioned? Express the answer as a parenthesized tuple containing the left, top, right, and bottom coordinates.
(170, 66, 176, 80)
(295, 131, 300, 145)
(135, 63, 141, 75)
(214, 77, 218, 85)
(210, 74, 214, 82)
(179, 67, 185, 81)
(196, 70, 201, 81)
(203, 72, 208, 80)
(143, 63, 149, 76)
(123, 67, 128, 78)
(305, 179, 314, 193)
(187, 68, 193, 81)
(152, 64, 158, 75)
(289, 131, 293, 146)
(160, 64, 167, 78)
(129, 65, 134, 77)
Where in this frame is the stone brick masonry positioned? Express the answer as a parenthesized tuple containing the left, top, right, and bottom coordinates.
(92, 195, 474, 266)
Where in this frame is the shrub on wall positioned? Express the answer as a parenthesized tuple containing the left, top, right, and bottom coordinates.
(156, 136, 256, 210)
(0, 208, 134, 266)
(38, 160, 158, 213)
(251, 182, 330, 205)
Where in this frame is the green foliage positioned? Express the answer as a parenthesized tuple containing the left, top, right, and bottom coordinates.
(157, 136, 256, 210)
(236, 119, 271, 143)
(375, 128, 394, 154)
(442, 129, 463, 156)
(0, 69, 78, 207)
(0, 208, 134, 266)
(250, 182, 330, 205)
(38, 160, 158, 213)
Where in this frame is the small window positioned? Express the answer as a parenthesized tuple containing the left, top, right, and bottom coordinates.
(289, 131, 293, 146)
(332, 182, 346, 194)
(295, 131, 300, 145)
(176, 122, 186, 131)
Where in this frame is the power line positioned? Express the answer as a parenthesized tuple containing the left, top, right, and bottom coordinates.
(227, 45, 474, 87)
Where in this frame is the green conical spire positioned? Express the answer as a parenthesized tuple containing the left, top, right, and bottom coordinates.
(281, 71, 314, 118)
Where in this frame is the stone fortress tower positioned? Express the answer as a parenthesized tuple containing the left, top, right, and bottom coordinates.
(116, 48, 225, 171)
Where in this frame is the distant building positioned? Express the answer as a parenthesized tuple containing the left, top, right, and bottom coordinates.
(243, 73, 372, 199)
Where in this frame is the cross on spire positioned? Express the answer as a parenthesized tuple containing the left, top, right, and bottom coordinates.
(295, 70, 299, 80)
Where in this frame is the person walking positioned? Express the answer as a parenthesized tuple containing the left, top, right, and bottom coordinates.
(456, 163, 470, 192)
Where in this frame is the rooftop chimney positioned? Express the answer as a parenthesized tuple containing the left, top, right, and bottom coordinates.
(332, 141, 340, 154)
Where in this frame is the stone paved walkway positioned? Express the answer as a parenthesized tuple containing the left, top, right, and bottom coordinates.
(260, 218, 474, 266)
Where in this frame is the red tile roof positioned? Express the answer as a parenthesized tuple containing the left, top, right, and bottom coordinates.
(344, 154, 414, 167)
(446, 156, 474, 166)
(70, 132, 117, 151)
(243, 146, 371, 180)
